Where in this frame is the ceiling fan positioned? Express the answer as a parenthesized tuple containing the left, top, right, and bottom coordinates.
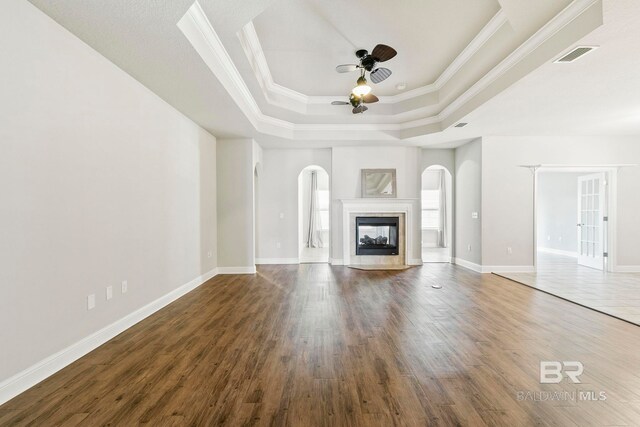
(331, 92, 379, 114)
(332, 44, 396, 114)
(335, 44, 397, 83)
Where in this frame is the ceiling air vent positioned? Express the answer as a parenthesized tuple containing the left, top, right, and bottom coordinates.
(554, 46, 598, 63)
(454, 122, 468, 128)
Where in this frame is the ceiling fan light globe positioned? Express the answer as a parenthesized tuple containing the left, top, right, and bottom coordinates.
(352, 82, 371, 96)
(352, 85, 371, 96)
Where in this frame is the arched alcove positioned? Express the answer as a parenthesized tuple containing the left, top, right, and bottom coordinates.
(421, 165, 453, 262)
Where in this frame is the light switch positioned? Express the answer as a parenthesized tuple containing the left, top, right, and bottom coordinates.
(87, 294, 96, 310)
(279, 213, 285, 219)
(471, 212, 479, 219)
(106, 286, 113, 300)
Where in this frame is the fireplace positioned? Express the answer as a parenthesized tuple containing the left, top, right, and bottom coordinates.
(355, 216, 399, 255)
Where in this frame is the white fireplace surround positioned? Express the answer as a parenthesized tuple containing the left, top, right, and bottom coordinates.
(341, 199, 419, 266)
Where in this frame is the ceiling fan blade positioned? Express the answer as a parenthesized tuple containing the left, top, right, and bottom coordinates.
(370, 67, 392, 84)
(336, 64, 358, 73)
(352, 105, 368, 114)
(331, 101, 349, 105)
(362, 94, 379, 104)
(371, 44, 397, 62)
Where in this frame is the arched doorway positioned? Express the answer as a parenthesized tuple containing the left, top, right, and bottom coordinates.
(298, 166, 330, 263)
(421, 165, 453, 262)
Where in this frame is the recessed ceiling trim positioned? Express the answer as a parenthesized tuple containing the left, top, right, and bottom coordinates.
(180, 0, 601, 141)
(438, 0, 601, 122)
(239, 9, 508, 109)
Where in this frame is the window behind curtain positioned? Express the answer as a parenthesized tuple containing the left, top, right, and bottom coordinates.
(317, 190, 330, 230)
(421, 189, 440, 229)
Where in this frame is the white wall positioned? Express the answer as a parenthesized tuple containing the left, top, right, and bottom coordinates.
(217, 139, 255, 270)
(537, 172, 584, 255)
(454, 140, 483, 265)
(421, 149, 455, 175)
(481, 136, 640, 268)
(331, 146, 422, 263)
(0, 0, 217, 386)
(256, 148, 331, 262)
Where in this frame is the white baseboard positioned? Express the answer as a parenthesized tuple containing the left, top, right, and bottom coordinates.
(538, 247, 578, 258)
(408, 258, 423, 266)
(255, 258, 299, 265)
(613, 265, 640, 273)
(452, 258, 535, 274)
(485, 265, 536, 273)
(423, 256, 452, 263)
(330, 258, 344, 265)
(0, 267, 218, 406)
(217, 266, 256, 274)
(452, 257, 483, 273)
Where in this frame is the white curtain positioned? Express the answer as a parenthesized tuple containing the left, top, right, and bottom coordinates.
(438, 170, 447, 248)
(306, 171, 323, 248)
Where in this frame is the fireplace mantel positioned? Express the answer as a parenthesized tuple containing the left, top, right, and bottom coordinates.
(340, 199, 418, 266)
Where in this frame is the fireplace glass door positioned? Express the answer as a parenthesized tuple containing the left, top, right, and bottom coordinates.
(356, 217, 399, 255)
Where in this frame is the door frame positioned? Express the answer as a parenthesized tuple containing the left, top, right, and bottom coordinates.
(533, 166, 618, 273)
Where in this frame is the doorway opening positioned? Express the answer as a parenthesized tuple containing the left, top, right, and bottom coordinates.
(298, 166, 330, 263)
(535, 168, 616, 273)
(421, 165, 453, 263)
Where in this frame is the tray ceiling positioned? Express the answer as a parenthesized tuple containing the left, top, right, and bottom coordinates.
(252, 0, 501, 96)
(27, 0, 605, 144)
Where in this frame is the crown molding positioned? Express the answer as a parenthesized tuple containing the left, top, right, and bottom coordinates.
(438, 0, 600, 121)
(179, 0, 601, 141)
(238, 9, 508, 110)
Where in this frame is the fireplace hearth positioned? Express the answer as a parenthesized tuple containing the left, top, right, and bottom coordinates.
(355, 216, 399, 255)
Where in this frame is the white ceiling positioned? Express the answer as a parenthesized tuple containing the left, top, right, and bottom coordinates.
(27, 0, 640, 149)
(252, 0, 500, 96)
(409, 0, 640, 148)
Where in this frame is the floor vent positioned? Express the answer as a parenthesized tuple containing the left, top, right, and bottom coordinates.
(454, 122, 468, 128)
(555, 46, 597, 63)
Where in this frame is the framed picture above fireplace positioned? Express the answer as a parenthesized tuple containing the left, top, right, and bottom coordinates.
(361, 169, 397, 198)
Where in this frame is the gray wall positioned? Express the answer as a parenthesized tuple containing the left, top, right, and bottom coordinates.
(481, 136, 640, 268)
(537, 173, 584, 254)
(217, 139, 255, 268)
(0, 0, 217, 383)
(454, 140, 483, 265)
(256, 148, 331, 261)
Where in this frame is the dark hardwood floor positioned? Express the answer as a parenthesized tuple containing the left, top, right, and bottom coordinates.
(2, 264, 640, 426)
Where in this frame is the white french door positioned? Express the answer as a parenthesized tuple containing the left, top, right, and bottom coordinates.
(577, 173, 606, 270)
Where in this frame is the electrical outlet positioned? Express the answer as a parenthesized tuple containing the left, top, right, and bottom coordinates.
(87, 294, 96, 310)
(121, 280, 128, 294)
(279, 212, 285, 219)
(507, 247, 513, 255)
(467, 244, 472, 252)
(276, 242, 281, 249)
(547, 235, 551, 241)
(471, 212, 479, 219)
(106, 286, 113, 300)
